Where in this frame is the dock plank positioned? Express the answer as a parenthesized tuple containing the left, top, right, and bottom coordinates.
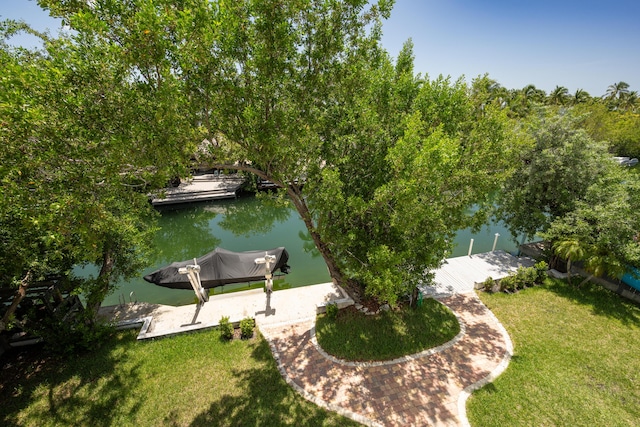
(151, 174, 245, 206)
(421, 250, 535, 297)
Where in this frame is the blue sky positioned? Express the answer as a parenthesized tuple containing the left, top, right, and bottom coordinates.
(2, 0, 638, 96)
(381, 0, 640, 96)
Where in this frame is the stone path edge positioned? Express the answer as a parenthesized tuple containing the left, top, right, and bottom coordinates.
(263, 334, 383, 427)
(260, 293, 514, 427)
(456, 295, 514, 427)
(308, 298, 467, 368)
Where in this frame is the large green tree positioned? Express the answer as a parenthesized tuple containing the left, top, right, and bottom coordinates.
(495, 111, 614, 243)
(35, 0, 517, 305)
(542, 168, 640, 284)
(0, 16, 192, 333)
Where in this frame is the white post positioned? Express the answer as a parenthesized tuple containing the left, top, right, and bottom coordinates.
(492, 233, 500, 251)
(255, 252, 277, 294)
(468, 239, 474, 257)
(178, 258, 208, 304)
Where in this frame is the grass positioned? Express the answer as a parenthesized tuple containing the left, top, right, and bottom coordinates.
(315, 298, 460, 361)
(0, 328, 360, 427)
(467, 278, 640, 426)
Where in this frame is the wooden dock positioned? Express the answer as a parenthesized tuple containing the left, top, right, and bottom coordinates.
(150, 173, 245, 206)
(421, 250, 535, 297)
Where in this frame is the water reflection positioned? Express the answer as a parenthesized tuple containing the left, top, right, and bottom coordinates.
(103, 196, 331, 307)
(152, 206, 220, 265)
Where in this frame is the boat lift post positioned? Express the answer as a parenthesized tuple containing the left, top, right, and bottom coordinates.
(178, 259, 209, 304)
(255, 252, 276, 294)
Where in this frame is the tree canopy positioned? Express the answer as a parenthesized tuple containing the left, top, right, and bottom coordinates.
(0, 12, 193, 334)
(25, 0, 518, 305)
(3, 0, 638, 334)
(495, 112, 615, 243)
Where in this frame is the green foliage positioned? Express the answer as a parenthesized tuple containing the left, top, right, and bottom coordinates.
(573, 102, 640, 158)
(218, 316, 233, 340)
(239, 317, 254, 340)
(12, 1, 518, 309)
(482, 277, 496, 292)
(325, 302, 339, 321)
(499, 274, 517, 293)
(534, 260, 549, 282)
(496, 112, 614, 242)
(0, 13, 193, 324)
(541, 168, 640, 283)
(26, 309, 114, 356)
(498, 266, 545, 293)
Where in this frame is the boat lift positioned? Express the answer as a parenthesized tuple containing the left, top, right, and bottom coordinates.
(255, 252, 276, 294)
(178, 259, 209, 304)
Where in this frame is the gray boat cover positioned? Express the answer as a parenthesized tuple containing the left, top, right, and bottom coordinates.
(143, 247, 290, 290)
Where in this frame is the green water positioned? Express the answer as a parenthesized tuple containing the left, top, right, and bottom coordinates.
(101, 195, 330, 306)
(101, 195, 520, 307)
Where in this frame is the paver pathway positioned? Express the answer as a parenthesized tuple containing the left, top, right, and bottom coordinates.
(259, 293, 511, 427)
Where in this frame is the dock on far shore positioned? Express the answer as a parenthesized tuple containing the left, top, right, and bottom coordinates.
(150, 173, 246, 206)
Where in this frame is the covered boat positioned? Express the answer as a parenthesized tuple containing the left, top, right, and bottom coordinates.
(144, 247, 290, 290)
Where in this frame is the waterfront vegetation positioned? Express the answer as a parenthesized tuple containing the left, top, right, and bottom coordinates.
(315, 298, 460, 361)
(0, 328, 359, 427)
(2, 3, 640, 425)
(467, 278, 640, 426)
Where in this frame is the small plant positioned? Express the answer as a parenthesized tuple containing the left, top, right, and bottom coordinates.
(219, 316, 233, 340)
(482, 277, 495, 292)
(500, 275, 517, 293)
(534, 260, 549, 283)
(514, 266, 537, 288)
(240, 317, 255, 339)
(325, 302, 339, 320)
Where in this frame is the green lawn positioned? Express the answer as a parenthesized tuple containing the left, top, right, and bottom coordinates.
(0, 329, 360, 427)
(467, 278, 640, 426)
(315, 298, 460, 361)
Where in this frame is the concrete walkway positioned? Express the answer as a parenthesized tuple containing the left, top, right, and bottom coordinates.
(99, 282, 346, 339)
(421, 250, 535, 297)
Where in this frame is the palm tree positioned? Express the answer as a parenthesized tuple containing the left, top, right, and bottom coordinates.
(619, 91, 638, 112)
(522, 84, 546, 103)
(548, 86, 569, 106)
(553, 238, 585, 285)
(572, 88, 591, 105)
(604, 81, 630, 101)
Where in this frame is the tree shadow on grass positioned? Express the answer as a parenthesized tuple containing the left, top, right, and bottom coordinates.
(0, 330, 143, 427)
(188, 337, 360, 427)
(544, 278, 640, 326)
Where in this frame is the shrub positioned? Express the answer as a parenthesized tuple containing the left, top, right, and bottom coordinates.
(516, 266, 538, 288)
(534, 260, 549, 283)
(240, 317, 255, 339)
(500, 275, 517, 292)
(325, 302, 339, 320)
(25, 302, 113, 356)
(482, 277, 496, 292)
(219, 316, 233, 340)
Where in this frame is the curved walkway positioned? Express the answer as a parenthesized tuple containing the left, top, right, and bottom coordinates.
(259, 293, 512, 427)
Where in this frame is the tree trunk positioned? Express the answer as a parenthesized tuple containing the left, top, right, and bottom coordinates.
(0, 271, 32, 333)
(87, 247, 115, 318)
(212, 163, 362, 302)
(577, 274, 594, 288)
(286, 186, 356, 295)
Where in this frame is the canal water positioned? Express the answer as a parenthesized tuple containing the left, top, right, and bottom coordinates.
(100, 195, 519, 307)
